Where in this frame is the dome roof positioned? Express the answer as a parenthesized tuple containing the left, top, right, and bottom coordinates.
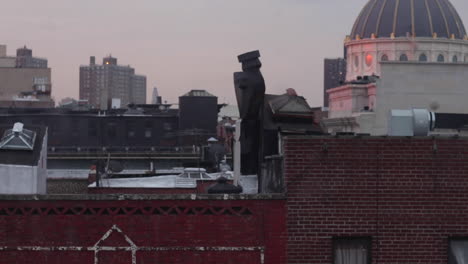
(351, 0, 467, 40)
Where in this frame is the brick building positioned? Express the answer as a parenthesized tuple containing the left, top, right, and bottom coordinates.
(79, 56, 146, 110)
(0, 194, 286, 264)
(283, 135, 468, 264)
(4, 133, 468, 263)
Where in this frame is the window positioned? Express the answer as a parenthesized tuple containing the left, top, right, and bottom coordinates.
(380, 54, 388, 61)
(453, 55, 458, 63)
(88, 120, 97, 137)
(201, 173, 212, 179)
(126, 121, 136, 138)
(399, 54, 408, 61)
(437, 54, 445, 62)
(354, 55, 359, 68)
(419, 54, 428, 62)
(365, 54, 373, 66)
(465, 55, 468, 63)
(145, 130, 152, 138)
(163, 122, 172, 131)
(449, 238, 468, 264)
(189, 173, 201, 179)
(333, 237, 371, 264)
(107, 122, 117, 139)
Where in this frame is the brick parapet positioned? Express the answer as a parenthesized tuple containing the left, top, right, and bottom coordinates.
(284, 135, 468, 264)
(0, 198, 286, 263)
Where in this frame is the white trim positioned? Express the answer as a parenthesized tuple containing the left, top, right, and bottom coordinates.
(0, 225, 266, 264)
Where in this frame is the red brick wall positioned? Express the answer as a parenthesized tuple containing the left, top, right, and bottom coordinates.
(284, 136, 468, 264)
(0, 196, 286, 264)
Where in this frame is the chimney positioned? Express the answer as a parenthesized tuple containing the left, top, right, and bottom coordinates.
(286, 88, 298, 96)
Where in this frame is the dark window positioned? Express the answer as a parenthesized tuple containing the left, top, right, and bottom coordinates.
(438, 54, 445, 62)
(88, 120, 97, 137)
(71, 120, 79, 138)
(399, 54, 408, 61)
(145, 121, 152, 138)
(333, 237, 371, 264)
(380, 54, 388, 61)
(449, 238, 468, 264)
(51, 122, 61, 136)
(145, 130, 152, 138)
(107, 122, 117, 139)
(453, 56, 458, 63)
(126, 121, 136, 138)
(163, 122, 172, 131)
(419, 54, 428, 62)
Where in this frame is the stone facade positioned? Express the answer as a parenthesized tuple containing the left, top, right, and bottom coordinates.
(345, 38, 468, 81)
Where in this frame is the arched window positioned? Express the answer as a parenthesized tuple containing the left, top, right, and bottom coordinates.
(354, 55, 359, 68)
(419, 54, 428, 62)
(399, 54, 408, 61)
(365, 54, 373, 66)
(381, 54, 389, 61)
(437, 54, 445, 62)
(452, 55, 458, 63)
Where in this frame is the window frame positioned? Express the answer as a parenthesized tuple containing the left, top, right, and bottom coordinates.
(437, 54, 445, 62)
(380, 54, 389, 62)
(419, 53, 428, 62)
(332, 236, 372, 264)
(448, 237, 468, 264)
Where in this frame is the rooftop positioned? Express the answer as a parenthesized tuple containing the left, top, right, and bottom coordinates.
(351, 0, 467, 40)
(0, 125, 45, 166)
(181, 90, 216, 97)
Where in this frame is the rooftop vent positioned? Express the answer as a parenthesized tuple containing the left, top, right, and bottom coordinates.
(0, 122, 36, 151)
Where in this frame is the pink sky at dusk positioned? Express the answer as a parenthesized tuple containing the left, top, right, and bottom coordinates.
(1, 0, 468, 106)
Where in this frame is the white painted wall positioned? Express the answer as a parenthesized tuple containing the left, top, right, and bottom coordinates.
(0, 129, 47, 194)
(0, 165, 37, 194)
(324, 62, 468, 135)
(371, 62, 468, 135)
(36, 129, 47, 194)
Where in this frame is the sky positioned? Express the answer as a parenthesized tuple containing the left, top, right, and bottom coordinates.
(1, 0, 468, 106)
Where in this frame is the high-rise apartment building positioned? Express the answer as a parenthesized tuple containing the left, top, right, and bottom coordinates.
(0, 45, 52, 105)
(16, 46, 48, 68)
(79, 56, 146, 110)
(323, 58, 346, 107)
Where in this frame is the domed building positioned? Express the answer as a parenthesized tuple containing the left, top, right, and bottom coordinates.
(347, 0, 468, 81)
(324, 0, 468, 135)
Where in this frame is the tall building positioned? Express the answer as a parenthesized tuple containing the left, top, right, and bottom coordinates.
(152, 87, 162, 104)
(79, 56, 147, 110)
(323, 58, 346, 107)
(15, 46, 48, 68)
(0, 45, 52, 105)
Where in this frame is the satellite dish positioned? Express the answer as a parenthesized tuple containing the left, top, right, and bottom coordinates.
(108, 160, 124, 173)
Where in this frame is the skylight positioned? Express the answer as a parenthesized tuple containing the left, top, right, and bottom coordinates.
(0, 123, 36, 151)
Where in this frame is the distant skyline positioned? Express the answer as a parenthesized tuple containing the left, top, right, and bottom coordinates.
(2, 0, 468, 106)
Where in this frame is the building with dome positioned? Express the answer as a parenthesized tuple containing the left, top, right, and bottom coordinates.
(323, 0, 468, 135)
